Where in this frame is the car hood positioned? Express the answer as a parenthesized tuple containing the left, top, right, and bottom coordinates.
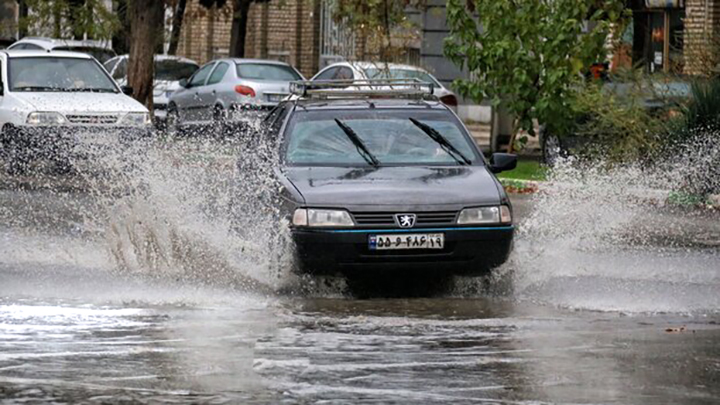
(283, 165, 503, 208)
(13, 92, 147, 113)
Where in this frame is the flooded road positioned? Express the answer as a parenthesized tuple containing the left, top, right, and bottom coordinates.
(1, 163, 720, 403)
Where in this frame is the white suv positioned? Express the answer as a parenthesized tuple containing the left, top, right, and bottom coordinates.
(0, 50, 151, 174)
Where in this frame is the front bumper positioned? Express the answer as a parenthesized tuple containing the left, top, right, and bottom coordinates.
(4, 125, 153, 159)
(292, 225, 514, 276)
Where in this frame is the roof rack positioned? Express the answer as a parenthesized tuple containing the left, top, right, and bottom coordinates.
(289, 79, 436, 100)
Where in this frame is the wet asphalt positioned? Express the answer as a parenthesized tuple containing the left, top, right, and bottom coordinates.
(0, 172, 719, 404)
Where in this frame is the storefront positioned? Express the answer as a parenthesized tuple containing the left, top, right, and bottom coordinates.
(627, 0, 686, 74)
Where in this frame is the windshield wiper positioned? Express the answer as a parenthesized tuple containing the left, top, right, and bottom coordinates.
(12, 86, 63, 92)
(409, 117, 471, 165)
(334, 118, 380, 167)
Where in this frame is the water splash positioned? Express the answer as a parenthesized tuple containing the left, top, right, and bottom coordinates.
(487, 131, 720, 314)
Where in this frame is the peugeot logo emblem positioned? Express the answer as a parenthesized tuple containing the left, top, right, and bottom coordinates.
(395, 213, 417, 228)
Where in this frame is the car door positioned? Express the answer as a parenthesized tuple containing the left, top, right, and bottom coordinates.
(200, 61, 230, 120)
(176, 62, 215, 123)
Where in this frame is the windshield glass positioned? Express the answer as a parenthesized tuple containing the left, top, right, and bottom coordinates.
(54, 46, 116, 63)
(155, 59, 198, 81)
(8, 57, 118, 92)
(364, 68, 441, 87)
(237, 63, 302, 81)
(284, 110, 479, 166)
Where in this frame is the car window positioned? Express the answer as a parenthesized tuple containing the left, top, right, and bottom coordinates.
(188, 63, 214, 87)
(111, 58, 127, 80)
(313, 67, 337, 81)
(236, 63, 301, 81)
(156, 59, 198, 81)
(335, 66, 354, 80)
(284, 109, 480, 166)
(207, 62, 229, 85)
(103, 57, 120, 74)
(364, 68, 441, 87)
(14, 43, 43, 50)
(8, 57, 118, 92)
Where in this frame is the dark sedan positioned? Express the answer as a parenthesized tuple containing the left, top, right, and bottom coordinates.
(258, 82, 517, 277)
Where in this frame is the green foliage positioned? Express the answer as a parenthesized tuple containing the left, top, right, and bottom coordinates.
(680, 79, 720, 133)
(19, 0, 119, 41)
(444, 0, 627, 144)
(571, 82, 664, 162)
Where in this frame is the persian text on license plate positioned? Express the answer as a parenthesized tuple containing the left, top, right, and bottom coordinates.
(369, 234, 444, 250)
(266, 94, 284, 102)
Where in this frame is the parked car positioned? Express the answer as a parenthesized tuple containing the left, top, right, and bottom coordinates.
(167, 58, 305, 135)
(310, 61, 458, 108)
(256, 80, 516, 278)
(104, 54, 199, 123)
(8, 37, 117, 63)
(0, 50, 151, 174)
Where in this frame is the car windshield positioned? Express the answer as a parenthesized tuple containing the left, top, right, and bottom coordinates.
(285, 110, 479, 166)
(237, 63, 302, 81)
(364, 67, 441, 87)
(8, 57, 117, 92)
(54, 46, 116, 63)
(155, 59, 198, 81)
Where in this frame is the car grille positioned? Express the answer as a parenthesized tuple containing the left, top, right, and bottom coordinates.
(351, 211, 458, 227)
(65, 114, 119, 125)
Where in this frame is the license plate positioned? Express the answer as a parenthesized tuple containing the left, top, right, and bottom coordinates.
(369, 233, 444, 250)
(266, 94, 284, 102)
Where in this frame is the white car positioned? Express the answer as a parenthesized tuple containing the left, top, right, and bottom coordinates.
(310, 61, 458, 108)
(9, 37, 117, 63)
(0, 50, 151, 174)
(104, 54, 199, 123)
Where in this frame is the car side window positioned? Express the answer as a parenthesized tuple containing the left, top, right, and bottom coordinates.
(335, 66, 354, 80)
(188, 63, 214, 87)
(104, 58, 120, 75)
(112, 59, 127, 80)
(314, 67, 337, 81)
(207, 62, 229, 85)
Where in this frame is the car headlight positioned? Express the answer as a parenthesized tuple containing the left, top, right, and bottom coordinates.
(119, 112, 151, 126)
(457, 205, 512, 224)
(292, 208, 354, 227)
(26, 112, 67, 125)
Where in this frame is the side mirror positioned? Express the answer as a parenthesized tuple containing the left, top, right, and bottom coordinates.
(179, 78, 188, 88)
(0, 81, 3, 96)
(121, 85, 133, 96)
(489, 153, 517, 173)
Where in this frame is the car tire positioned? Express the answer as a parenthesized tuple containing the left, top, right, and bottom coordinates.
(212, 105, 228, 139)
(540, 130, 564, 167)
(1, 125, 29, 176)
(166, 105, 180, 138)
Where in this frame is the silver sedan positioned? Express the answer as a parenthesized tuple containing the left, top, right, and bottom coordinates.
(167, 58, 304, 134)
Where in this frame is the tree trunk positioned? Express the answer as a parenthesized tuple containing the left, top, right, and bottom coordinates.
(229, 0, 252, 57)
(127, 0, 164, 113)
(167, 0, 188, 55)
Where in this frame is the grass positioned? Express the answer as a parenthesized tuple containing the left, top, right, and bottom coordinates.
(496, 159, 547, 181)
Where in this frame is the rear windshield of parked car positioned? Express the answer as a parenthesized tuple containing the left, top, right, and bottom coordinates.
(155, 60, 198, 81)
(364, 68, 441, 87)
(237, 63, 302, 81)
(8, 57, 117, 92)
(284, 109, 480, 166)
